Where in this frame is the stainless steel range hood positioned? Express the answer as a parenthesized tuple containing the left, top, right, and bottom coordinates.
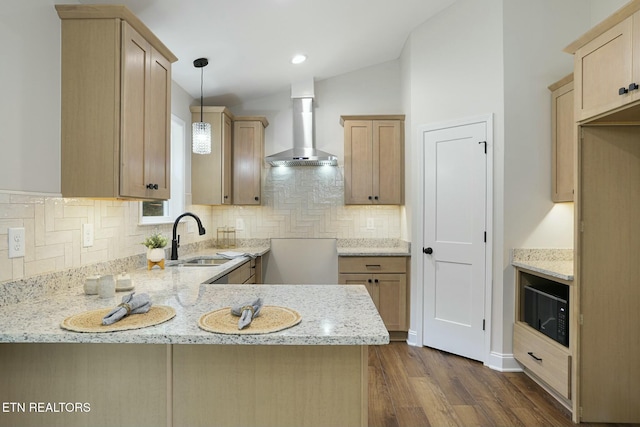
(265, 81, 338, 167)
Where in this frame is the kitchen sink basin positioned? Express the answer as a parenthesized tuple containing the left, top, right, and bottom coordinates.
(169, 256, 231, 267)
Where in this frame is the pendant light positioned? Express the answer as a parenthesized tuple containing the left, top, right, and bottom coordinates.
(192, 57, 211, 155)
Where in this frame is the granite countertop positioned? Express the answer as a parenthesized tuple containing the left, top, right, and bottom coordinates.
(337, 240, 411, 256)
(511, 248, 574, 281)
(0, 246, 389, 346)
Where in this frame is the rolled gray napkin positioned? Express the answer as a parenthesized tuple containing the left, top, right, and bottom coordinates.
(102, 292, 152, 325)
(230, 298, 262, 330)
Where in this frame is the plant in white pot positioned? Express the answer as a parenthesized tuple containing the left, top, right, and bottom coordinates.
(143, 232, 168, 269)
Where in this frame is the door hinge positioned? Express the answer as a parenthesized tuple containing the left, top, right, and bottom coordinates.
(482, 319, 486, 330)
(478, 140, 487, 154)
(484, 231, 487, 243)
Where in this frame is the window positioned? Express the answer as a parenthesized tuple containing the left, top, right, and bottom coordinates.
(140, 114, 186, 224)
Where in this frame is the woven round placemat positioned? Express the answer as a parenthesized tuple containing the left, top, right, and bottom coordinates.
(198, 305, 301, 335)
(60, 305, 176, 333)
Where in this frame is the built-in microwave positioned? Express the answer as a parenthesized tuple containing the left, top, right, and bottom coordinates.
(524, 285, 569, 347)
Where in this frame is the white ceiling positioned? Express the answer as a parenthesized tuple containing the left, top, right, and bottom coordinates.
(80, 0, 456, 106)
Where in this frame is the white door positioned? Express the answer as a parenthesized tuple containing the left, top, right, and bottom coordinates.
(422, 121, 487, 362)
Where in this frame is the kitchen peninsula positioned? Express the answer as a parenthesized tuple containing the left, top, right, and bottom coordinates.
(0, 256, 388, 427)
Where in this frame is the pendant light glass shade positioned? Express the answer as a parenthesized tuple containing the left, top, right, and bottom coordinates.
(192, 121, 211, 154)
(192, 57, 211, 155)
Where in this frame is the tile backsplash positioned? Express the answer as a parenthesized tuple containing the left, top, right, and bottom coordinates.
(0, 192, 211, 284)
(1, 167, 402, 285)
(210, 166, 402, 239)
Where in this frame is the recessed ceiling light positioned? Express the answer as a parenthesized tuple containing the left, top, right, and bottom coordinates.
(291, 54, 307, 65)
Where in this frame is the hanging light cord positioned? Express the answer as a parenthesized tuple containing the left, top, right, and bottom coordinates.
(200, 66, 204, 123)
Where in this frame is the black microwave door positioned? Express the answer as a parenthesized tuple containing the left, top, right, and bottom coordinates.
(537, 294, 559, 342)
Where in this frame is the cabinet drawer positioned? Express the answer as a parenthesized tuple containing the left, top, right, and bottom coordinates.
(513, 322, 571, 399)
(228, 261, 251, 284)
(338, 256, 406, 273)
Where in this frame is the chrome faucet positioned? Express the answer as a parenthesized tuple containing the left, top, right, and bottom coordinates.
(171, 212, 206, 260)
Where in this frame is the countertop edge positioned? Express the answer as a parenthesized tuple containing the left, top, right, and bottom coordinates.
(512, 261, 574, 281)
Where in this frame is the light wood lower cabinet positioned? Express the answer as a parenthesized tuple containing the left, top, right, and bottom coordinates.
(0, 343, 170, 427)
(513, 268, 573, 410)
(173, 345, 367, 427)
(226, 257, 261, 284)
(513, 322, 571, 400)
(0, 343, 367, 427)
(339, 256, 408, 339)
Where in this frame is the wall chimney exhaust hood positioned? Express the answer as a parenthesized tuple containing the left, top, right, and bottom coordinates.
(265, 79, 338, 167)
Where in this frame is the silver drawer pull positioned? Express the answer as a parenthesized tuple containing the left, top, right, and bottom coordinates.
(528, 351, 543, 362)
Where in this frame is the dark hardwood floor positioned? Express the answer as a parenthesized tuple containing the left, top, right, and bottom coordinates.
(369, 342, 639, 427)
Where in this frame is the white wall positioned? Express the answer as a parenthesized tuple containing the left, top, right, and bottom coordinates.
(589, 0, 628, 26)
(404, 0, 623, 364)
(0, 0, 64, 194)
(229, 60, 403, 167)
(403, 0, 506, 359)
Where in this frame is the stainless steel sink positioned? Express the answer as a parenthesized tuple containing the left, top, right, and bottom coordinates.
(168, 256, 231, 267)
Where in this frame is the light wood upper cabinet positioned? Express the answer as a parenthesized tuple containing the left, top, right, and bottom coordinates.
(233, 117, 268, 205)
(565, 2, 640, 122)
(549, 74, 574, 202)
(56, 5, 176, 200)
(341, 116, 405, 205)
(191, 107, 233, 205)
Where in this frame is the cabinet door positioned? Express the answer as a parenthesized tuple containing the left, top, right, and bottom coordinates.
(375, 273, 407, 331)
(222, 114, 233, 204)
(374, 120, 404, 204)
(574, 16, 633, 121)
(191, 109, 232, 205)
(344, 120, 374, 204)
(120, 22, 150, 199)
(233, 120, 263, 205)
(146, 48, 171, 200)
(550, 80, 574, 202)
(120, 22, 171, 200)
(339, 274, 378, 307)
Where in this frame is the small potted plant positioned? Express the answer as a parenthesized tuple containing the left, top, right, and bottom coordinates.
(142, 232, 168, 265)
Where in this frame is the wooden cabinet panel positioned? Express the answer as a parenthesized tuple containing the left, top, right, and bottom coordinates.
(57, 5, 176, 200)
(191, 107, 234, 205)
(578, 126, 640, 423)
(342, 116, 404, 205)
(513, 322, 571, 400)
(344, 120, 374, 204)
(374, 121, 403, 205)
(228, 260, 251, 284)
(549, 75, 574, 202)
(338, 256, 407, 274)
(376, 274, 406, 332)
(574, 17, 633, 121)
(0, 343, 169, 427)
(233, 119, 266, 205)
(339, 256, 409, 334)
(567, 4, 640, 122)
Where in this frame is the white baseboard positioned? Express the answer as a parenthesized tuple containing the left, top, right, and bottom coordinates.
(406, 329, 419, 347)
(485, 351, 522, 372)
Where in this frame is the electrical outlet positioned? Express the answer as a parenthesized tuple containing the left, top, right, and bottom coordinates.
(8, 227, 25, 258)
(366, 218, 375, 230)
(236, 218, 245, 231)
(82, 223, 94, 247)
